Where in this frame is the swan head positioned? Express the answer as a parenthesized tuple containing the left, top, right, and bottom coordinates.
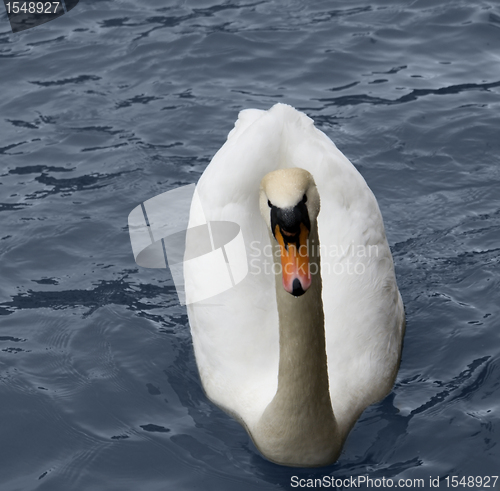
(259, 168, 320, 297)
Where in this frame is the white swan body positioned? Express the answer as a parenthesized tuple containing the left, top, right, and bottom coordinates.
(185, 104, 405, 466)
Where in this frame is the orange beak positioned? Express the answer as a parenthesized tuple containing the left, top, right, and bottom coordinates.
(274, 223, 311, 296)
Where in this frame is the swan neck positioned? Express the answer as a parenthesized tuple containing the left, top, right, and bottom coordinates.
(252, 224, 340, 466)
(274, 223, 330, 407)
(275, 249, 327, 397)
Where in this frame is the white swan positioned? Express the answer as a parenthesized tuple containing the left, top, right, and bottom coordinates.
(185, 103, 405, 467)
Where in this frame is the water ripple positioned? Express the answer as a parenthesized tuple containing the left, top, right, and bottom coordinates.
(318, 80, 500, 107)
(0, 0, 499, 489)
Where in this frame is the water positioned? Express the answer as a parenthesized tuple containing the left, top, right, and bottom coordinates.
(0, 1, 499, 489)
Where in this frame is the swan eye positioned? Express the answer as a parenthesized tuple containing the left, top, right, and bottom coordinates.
(302, 194, 307, 204)
(268, 199, 272, 208)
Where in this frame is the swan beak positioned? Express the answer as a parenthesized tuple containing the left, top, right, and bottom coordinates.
(274, 223, 312, 296)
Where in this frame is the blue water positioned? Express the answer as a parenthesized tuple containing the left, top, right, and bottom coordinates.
(1, 1, 499, 489)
